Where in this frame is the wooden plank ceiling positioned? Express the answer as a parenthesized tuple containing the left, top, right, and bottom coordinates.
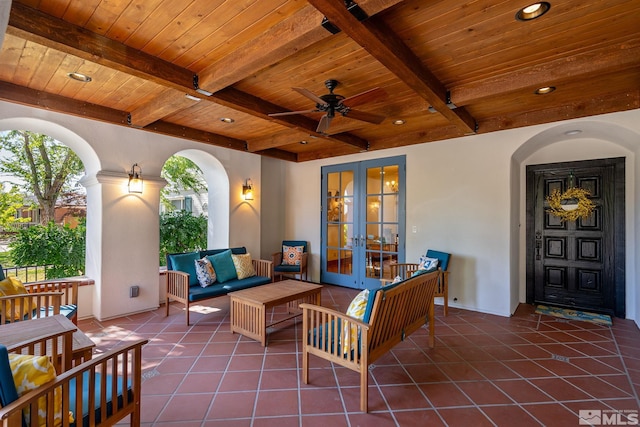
(1, 0, 638, 162)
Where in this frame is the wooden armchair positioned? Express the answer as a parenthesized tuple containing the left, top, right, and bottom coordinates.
(381, 250, 451, 315)
(22, 279, 80, 324)
(0, 267, 80, 325)
(272, 240, 308, 281)
(0, 291, 64, 324)
(0, 332, 148, 427)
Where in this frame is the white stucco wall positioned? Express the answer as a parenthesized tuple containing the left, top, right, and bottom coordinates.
(279, 109, 640, 322)
(0, 100, 262, 320)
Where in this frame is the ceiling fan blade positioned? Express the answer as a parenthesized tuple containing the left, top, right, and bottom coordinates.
(344, 109, 385, 124)
(316, 114, 333, 133)
(268, 109, 318, 117)
(292, 87, 327, 105)
(341, 87, 387, 108)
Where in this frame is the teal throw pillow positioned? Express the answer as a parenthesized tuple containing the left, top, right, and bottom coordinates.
(169, 252, 200, 286)
(208, 250, 237, 283)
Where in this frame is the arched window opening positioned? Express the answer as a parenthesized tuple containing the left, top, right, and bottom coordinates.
(0, 130, 86, 281)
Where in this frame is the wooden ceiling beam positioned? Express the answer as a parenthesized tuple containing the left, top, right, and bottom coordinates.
(478, 89, 640, 134)
(129, 88, 201, 128)
(196, 0, 405, 93)
(451, 40, 640, 106)
(0, 80, 250, 152)
(143, 121, 248, 151)
(247, 129, 312, 152)
(307, 0, 477, 135)
(6, 2, 195, 92)
(0, 81, 129, 125)
(252, 148, 299, 163)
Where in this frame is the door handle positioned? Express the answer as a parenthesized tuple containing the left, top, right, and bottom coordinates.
(535, 233, 542, 260)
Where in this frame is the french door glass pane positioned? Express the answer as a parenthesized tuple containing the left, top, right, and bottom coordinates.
(365, 165, 399, 279)
(326, 171, 354, 277)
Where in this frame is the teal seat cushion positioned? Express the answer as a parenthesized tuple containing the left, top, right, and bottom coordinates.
(69, 371, 132, 427)
(187, 276, 270, 302)
(208, 250, 237, 283)
(200, 247, 247, 258)
(187, 284, 228, 302)
(273, 264, 302, 274)
(411, 265, 438, 278)
(425, 249, 451, 271)
(0, 345, 20, 408)
(167, 251, 200, 287)
(39, 304, 77, 320)
(362, 289, 380, 324)
(221, 275, 270, 292)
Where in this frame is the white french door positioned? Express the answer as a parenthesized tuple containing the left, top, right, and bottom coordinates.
(321, 156, 405, 289)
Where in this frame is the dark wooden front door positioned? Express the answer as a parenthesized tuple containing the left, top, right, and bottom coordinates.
(526, 158, 625, 317)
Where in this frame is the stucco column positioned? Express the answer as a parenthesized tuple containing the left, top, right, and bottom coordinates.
(81, 170, 166, 320)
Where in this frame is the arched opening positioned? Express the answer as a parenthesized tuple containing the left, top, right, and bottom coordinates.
(510, 120, 638, 319)
(162, 149, 230, 250)
(0, 117, 101, 318)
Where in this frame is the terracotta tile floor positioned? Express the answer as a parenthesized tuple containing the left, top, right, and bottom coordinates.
(78, 285, 640, 426)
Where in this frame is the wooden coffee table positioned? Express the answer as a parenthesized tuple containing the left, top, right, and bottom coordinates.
(229, 280, 322, 346)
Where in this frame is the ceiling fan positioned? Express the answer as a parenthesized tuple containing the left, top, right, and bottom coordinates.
(268, 79, 387, 133)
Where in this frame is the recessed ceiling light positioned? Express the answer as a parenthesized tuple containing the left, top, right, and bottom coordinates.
(393, 119, 406, 125)
(67, 72, 92, 82)
(516, 2, 550, 21)
(220, 117, 235, 123)
(564, 130, 582, 136)
(534, 86, 556, 95)
(300, 140, 308, 144)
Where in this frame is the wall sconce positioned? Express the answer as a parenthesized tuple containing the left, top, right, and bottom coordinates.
(242, 179, 254, 201)
(128, 163, 143, 194)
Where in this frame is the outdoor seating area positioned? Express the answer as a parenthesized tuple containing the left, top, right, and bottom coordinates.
(62, 284, 640, 425)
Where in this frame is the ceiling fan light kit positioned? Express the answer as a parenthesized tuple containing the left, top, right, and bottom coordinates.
(268, 79, 386, 134)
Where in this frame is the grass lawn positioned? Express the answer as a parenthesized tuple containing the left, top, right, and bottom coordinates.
(0, 251, 13, 267)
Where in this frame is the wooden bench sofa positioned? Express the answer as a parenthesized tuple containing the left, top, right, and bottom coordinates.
(166, 247, 273, 325)
(300, 270, 438, 412)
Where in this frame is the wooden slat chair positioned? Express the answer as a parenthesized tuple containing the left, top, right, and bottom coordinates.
(22, 279, 80, 324)
(0, 291, 63, 325)
(301, 271, 438, 412)
(0, 336, 148, 427)
(382, 250, 451, 316)
(272, 240, 309, 281)
(0, 266, 79, 324)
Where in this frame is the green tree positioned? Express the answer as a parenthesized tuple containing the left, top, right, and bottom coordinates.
(10, 220, 86, 279)
(0, 130, 85, 224)
(159, 210, 207, 265)
(160, 156, 207, 212)
(0, 185, 30, 231)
